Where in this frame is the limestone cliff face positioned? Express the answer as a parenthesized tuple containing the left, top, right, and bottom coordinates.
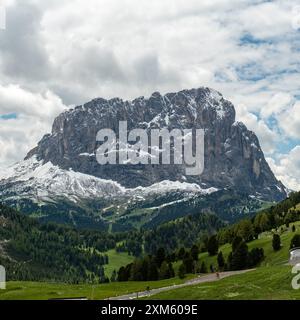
(26, 87, 286, 201)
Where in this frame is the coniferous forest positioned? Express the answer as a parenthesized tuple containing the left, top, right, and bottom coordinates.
(1, 191, 300, 284)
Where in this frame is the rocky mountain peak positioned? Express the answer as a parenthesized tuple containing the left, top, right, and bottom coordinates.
(20, 87, 286, 202)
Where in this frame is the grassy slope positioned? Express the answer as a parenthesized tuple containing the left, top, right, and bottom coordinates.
(145, 265, 300, 300)
(104, 249, 134, 278)
(196, 221, 300, 269)
(172, 221, 300, 273)
(0, 276, 195, 300)
(147, 222, 300, 300)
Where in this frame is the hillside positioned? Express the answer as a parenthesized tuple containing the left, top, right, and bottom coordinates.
(1, 222, 299, 300)
(146, 194, 300, 299)
(0, 204, 118, 283)
(0, 191, 299, 300)
(145, 223, 300, 300)
(0, 203, 225, 281)
(196, 221, 300, 269)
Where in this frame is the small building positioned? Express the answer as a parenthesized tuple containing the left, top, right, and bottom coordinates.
(289, 248, 300, 265)
(0, 265, 5, 290)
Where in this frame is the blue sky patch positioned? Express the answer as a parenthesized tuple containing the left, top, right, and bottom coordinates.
(0, 113, 17, 120)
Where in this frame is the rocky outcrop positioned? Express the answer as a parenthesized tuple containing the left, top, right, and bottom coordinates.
(24, 87, 286, 201)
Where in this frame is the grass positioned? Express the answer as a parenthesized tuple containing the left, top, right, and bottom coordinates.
(0, 275, 195, 300)
(145, 265, 300, 300)
(104, 249, 134, 278)
(197, 221, 300, 270)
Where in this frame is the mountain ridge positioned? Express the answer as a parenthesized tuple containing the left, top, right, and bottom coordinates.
(0, 87, 287, 229)
(25, 87, 286, 199)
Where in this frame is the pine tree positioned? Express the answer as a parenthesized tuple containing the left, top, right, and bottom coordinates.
(191, 244, 199, 261)
(232, 236, 243, 252)
(159, 261, 170, 280)
(217, 251, 225, 269)
(110, 270, 117, 282)
(248, 248, 264, 267)
(177, 247, 186, 260)
(117, 266, 126, 282)
(272, 234, 281, 251)
(286, 222, 290, 228)
(229, 241, 249, 270)
(207, 235, 219, 256)
(168, 262, 175, 278)
(183, 254, 194, 273)
(147, 259, 159, 281)
(130, 260, 144, 281)
(199, 261, 207, 273)
(156, 248, 166, 268)
(178, 263, 186, 279)
(290, 234, 300, 249)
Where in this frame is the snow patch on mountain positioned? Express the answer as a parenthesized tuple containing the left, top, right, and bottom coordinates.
(0, 157, 127, 201)
(132, 180, 218, 195)
(0, 157, 217, 203)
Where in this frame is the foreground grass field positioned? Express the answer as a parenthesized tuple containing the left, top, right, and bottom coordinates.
(146, 265, 300, 300)
(0, 275, 195, 300)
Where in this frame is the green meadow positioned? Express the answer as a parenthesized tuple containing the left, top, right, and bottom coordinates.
(1, 222, 300, 300)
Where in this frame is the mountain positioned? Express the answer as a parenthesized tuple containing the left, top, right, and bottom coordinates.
(0, 87, 287, 229)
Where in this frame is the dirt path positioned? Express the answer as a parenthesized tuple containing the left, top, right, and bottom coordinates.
(106, 269, 255, 300)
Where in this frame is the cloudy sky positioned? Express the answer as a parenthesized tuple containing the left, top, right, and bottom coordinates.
(0, 0, 299, 190)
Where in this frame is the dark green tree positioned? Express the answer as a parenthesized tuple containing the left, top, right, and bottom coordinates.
(178, 263, 186, 279)
(177, 247, 186, 260)
(248, 248, 264, 267)
(199, 261, 207, 273)
(232, 236, 243, 252)
(110, 270, 117, 282)
(130, 260, 144, 281)
(229, 241, 249, 270)
(117, 267, 126, 282)
(168, 262, 175, 278)
(183, 254, 194, 273)
(272, 234, 281, 251)
(191, 244, 199, 261)
(207, 235, 219, 256)
(155, 248, 166, 268)
(217, 251, 225, 269)
(147, 259, 159, 281)
(290, 234, 300, 249)
(159, 261, 170, 279)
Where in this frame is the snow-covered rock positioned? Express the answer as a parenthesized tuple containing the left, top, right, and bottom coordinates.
(0, 156, 217, 203)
